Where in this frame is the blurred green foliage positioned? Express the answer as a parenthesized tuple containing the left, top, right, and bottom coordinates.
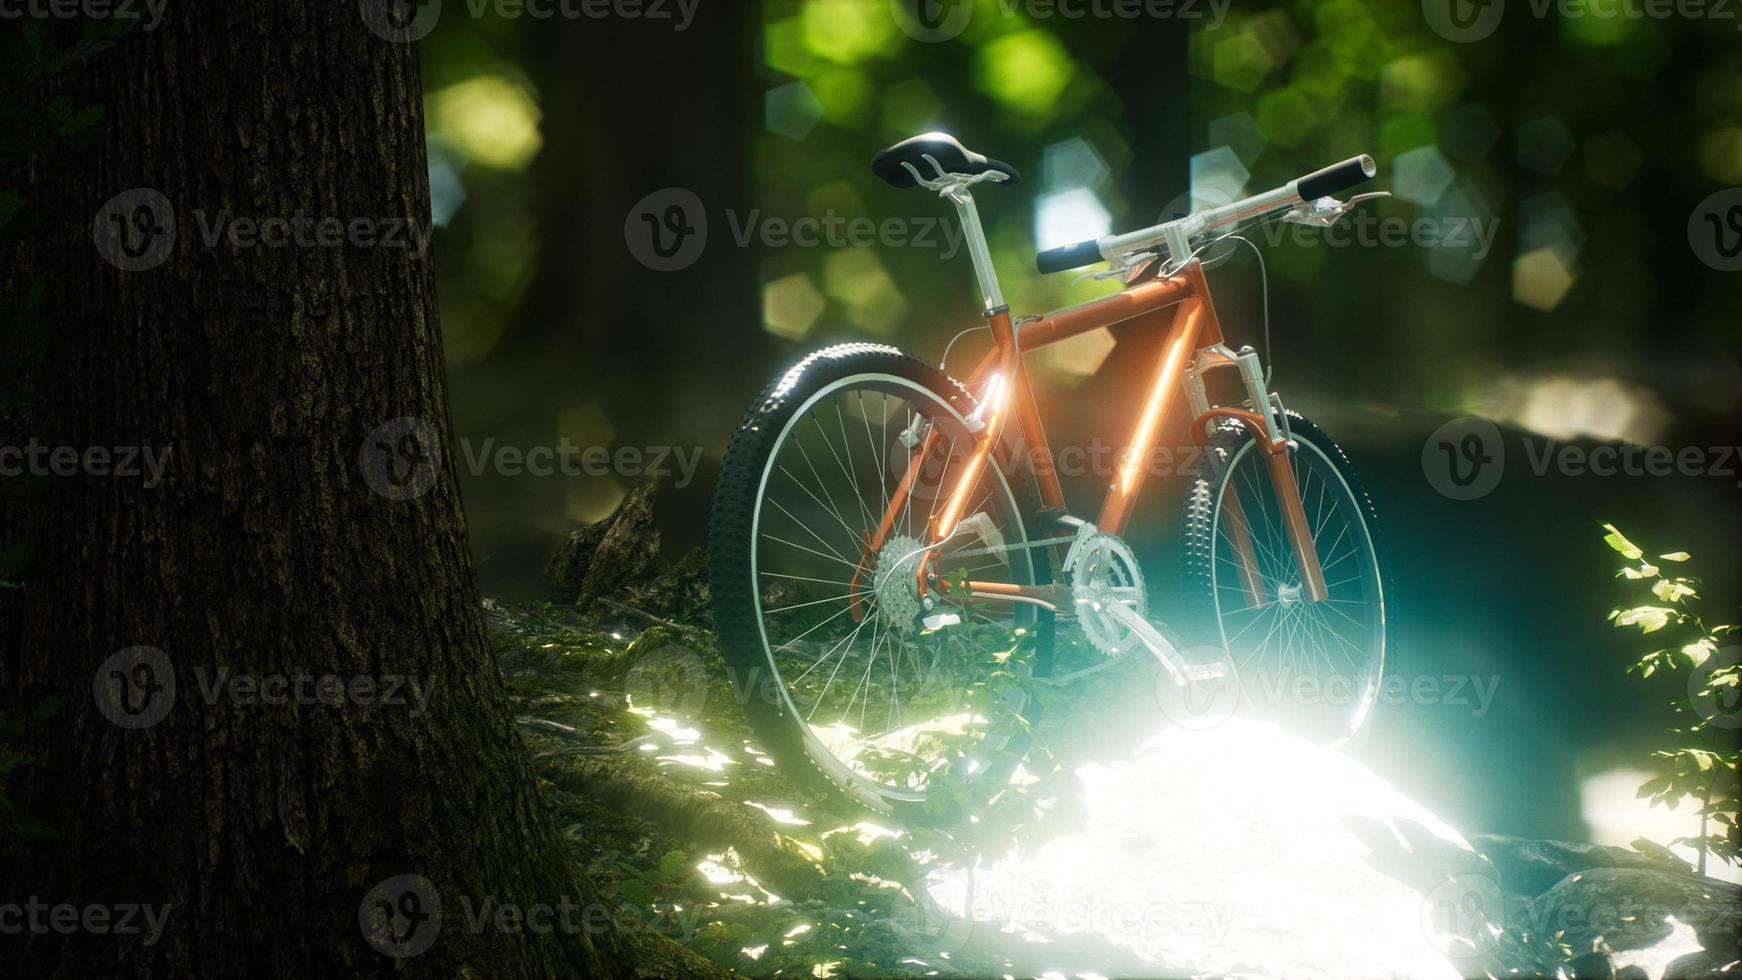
(413, 0, 1740, 586)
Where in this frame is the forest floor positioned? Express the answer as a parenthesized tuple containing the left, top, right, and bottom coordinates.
(487, 484, 1742, 978)
(488, 592, 1175, 977)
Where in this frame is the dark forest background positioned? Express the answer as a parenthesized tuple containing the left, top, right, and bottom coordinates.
(419, 2, 1739, 845)
(1, 4, 1735, 975)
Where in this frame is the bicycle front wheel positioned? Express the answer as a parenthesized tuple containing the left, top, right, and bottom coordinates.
(709, 344, 1052, 822)
(1180, 411, 1392, 743)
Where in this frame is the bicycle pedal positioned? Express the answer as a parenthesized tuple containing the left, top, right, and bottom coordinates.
(1180, 661, 1229, 682)
(922, 611, 963, 630)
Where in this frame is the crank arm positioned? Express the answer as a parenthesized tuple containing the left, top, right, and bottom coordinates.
(1099, 601, 1227, 687)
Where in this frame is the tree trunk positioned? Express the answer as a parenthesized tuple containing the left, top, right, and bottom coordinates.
(0, 5, 694, 976)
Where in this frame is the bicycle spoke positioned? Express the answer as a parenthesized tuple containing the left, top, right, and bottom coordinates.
(761, 529, 858, 569)
(753, 375, 1041, 798)
(1207, 435, 1383, 739)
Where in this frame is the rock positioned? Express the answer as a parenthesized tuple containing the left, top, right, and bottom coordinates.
(1663, 948, 1742, 978)
(1470, 833, 1695, 899)
(545, 520, 611, 603)
(545, 480, 662, 607)
(1526, 867, 1741, 961)
(629, 547, 711, 626)
(1569, 950, 1616, 979)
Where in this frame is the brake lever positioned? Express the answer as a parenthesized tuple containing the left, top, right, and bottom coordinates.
(1281, 191, 1391, 227)
(1072, 251, 1155, 284)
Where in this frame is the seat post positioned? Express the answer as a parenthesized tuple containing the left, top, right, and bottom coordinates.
(944, 188, 1005, 312)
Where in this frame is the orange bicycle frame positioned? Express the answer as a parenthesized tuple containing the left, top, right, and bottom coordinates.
(858, 257, 1327, 613)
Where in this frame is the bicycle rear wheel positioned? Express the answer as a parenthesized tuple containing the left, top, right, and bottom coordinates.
(709, 344, 1052, 822)
(1180, 411, 1392, 743)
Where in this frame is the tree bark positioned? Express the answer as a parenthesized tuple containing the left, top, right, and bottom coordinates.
(0, 5, 698, 976)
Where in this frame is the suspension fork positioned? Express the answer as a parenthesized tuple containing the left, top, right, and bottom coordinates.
(1187, 347, 1327, 605)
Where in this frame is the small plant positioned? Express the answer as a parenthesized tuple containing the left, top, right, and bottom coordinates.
(1601, 522, 1740, 876)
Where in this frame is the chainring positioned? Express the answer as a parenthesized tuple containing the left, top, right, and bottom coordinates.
(1063, 528, 1148, 656)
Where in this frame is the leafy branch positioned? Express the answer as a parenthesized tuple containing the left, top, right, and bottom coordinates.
(1602, 522, 1739, 876)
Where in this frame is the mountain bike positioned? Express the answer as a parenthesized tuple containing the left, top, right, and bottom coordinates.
(709, 133, 1394, 821)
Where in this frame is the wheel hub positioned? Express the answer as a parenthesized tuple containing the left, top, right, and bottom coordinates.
(872, 534, 926, 634)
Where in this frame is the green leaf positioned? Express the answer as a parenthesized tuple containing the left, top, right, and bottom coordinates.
(1652, 579, 1696, 603)
(1659, 552, 1691, 562)
(1683, 638, 1717, 667)
(617, 878, 655, 907)
(1601, 523, 1644, 560)
(1614, 606, 1676, 633)
(1636, 775, 1672, 798)
(656, 849, 691, 882)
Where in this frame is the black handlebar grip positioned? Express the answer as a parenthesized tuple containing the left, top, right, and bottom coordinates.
(1296, 154, 1376, 201)
(1036, 238, 1104, 274)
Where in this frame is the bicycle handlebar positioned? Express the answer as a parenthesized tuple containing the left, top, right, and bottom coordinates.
(1036, 238, 1107, 275)
(1035, 154, 1377, 275)
(1297, 155, 1377, 200)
